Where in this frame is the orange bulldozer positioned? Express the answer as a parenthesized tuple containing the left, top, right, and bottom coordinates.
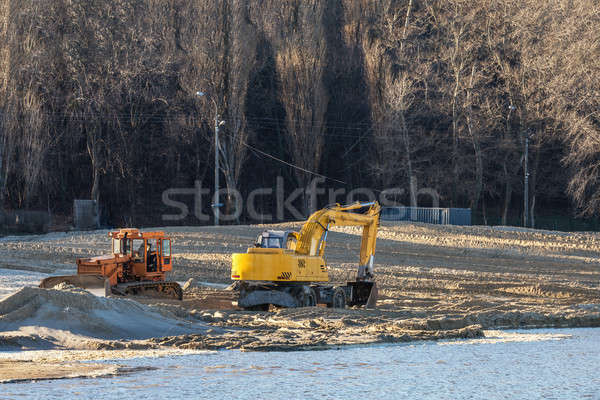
(39, 228, 183, 300)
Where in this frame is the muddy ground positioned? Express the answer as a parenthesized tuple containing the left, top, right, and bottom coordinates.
(1, 222, 599, 360)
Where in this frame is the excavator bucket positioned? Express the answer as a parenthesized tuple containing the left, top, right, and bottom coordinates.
(39, 275, 110, 297)
(365, 282, 378, 309)
(346, 281, 378, 307)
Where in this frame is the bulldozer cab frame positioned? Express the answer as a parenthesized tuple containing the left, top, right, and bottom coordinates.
(109, 229, 172, 276)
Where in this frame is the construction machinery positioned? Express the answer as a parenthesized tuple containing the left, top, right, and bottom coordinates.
(231, 201, 380, 309)
(40, 228, 183, 300)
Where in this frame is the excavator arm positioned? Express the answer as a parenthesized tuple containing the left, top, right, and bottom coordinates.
(294, 201, 381, 281)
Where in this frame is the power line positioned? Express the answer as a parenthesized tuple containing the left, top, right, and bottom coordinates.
(34, 110, 374, 133)
(241, 137, 386, 195)
(220, 130, 347, 186)
(34, 111, 377, 138)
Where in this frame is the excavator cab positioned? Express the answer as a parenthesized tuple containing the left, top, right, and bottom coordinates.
(255, 230, 297, 250)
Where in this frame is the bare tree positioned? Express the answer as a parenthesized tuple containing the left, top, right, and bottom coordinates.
(1, 0, 58, 207)
(430, 0, 492, 212)
(64, 0, 130, 204)
(1, 0, 600, 227)
(219, 1, 257, 218)
(0, 0, 9, 207)
(483, 1, 522, 224)
(432, 0, 480, 206)
(464, 64, 484, 212)
(355, 0, 422, 205)
(177, 0, 227, 186)
(270, 0, 328, 215)
(541, 0, 600, 216)
(177, 0, 257, 220)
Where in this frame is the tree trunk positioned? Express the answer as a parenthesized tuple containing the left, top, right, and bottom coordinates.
(0, 129, 4, 208)
(196, 142, 202, 181)
(530, 195, 536, 229)
(466, 66, 482, 213)
(0, 0, 7, 208)
(502, 160, 511, 225)
(529, 137, 540, 228)
(87, 133, 100, 203)
(224, 172, 240, 224)
(451, 80, 460, 207)
(402, 0, 415, 208)
(300, 175, 311, 218)
(482, 198, 488, 225)
(91, 165, 100, 203)
(400, 0, 413, 53)
(400, 113, 416, 207)
(471, 138, 483, 213)
(409, 175, 417, 208)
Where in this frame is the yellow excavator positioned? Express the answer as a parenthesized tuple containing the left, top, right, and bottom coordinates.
(231, 201, 380, 309)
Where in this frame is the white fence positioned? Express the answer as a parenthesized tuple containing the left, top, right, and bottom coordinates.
(380, 207, 471, 226)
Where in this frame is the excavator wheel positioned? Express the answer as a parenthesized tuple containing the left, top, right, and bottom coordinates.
(328, 286, 346, 309)
(298, 286, 317, 307)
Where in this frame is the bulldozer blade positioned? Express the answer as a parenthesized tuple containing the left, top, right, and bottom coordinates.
(365, 282, 378, 309)
(39, 275, 110, 297)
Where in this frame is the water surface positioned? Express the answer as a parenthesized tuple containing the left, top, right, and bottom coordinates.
(3, 328, 599, 399)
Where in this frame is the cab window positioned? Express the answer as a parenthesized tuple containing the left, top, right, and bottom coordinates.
(113, 239, 121, 254)
(268, 238, 281, 248)
(162, 239, 171, 257)
(146, 239, 158, 272)
(286, 235, 297, 250)
(123, 239, 131, 255)
(261, 237, 282, 248)
(132, 239, 145, 261)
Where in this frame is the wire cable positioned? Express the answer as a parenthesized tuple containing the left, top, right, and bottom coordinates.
(219, 129, 347, 185)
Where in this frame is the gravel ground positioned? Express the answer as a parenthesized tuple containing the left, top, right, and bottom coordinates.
(0, 221, 599, 358)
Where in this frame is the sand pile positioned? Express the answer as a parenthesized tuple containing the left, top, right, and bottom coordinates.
(0, 285, 216, 349)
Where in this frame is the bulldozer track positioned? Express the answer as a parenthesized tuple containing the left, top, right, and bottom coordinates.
(113, 281, 183, 300)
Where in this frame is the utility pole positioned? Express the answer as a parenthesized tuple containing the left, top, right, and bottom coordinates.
(213, 101, 220, 226)
(197, 91, 224, 226)
(524, 131, 529, 228)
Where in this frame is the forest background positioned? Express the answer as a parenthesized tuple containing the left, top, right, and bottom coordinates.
(1, 0, 599, 229)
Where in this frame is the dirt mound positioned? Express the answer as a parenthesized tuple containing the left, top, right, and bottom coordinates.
(0, 286, 216, 347)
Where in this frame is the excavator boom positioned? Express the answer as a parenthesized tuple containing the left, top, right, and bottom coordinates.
(295, 201, 380, 280)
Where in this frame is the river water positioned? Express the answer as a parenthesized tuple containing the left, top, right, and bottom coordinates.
(2, 328, 599, 399)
